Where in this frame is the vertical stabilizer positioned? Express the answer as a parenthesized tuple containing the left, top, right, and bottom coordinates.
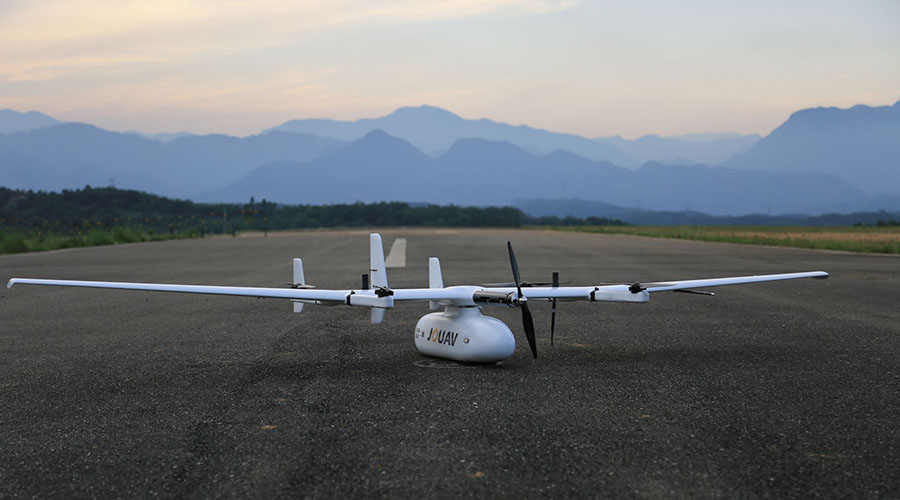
(370, 234, 389, 323)
(429, 257, 443, 288)
(429, 257, 443, 311)
(292, 258, 305, 313)
(370, 234, 388, 289)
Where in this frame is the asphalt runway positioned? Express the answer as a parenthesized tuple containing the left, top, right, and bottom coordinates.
(1, 228, 898, 498)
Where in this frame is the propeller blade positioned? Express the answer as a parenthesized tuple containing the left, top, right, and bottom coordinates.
(508, 241, 537, 359)
(507, 242, 522, 295)
(521, 301, 537, 359)
(550, 299, 557, 346)
(550, 271, 559, 346)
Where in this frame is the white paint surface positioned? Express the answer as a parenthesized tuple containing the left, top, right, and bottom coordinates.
(385, 238, 407, 268)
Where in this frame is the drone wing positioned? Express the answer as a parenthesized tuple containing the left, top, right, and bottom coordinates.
(8, 269, 829, 306)
(7, 278, 352, 304)
(456, 271, 829, 304)
(637, 271, 830, 293)
(8, 234, 403, 317)
(7, 230, 829, 312)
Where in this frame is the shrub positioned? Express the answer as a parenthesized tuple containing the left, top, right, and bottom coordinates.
(1, 232, 29, 254)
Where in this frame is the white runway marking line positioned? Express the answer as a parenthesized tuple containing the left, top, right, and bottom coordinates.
(385, 238, 407, 268)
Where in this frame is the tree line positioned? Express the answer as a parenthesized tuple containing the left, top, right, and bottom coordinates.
(0, 186, 626, 236)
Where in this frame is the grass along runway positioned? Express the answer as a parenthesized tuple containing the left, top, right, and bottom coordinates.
(552, 225, 900, 254)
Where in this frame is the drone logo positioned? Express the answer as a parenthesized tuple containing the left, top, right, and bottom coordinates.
(427, 328, 460, 347)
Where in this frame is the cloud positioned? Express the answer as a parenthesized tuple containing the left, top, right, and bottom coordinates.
(0, 0, 575, 84)
(3, 0, 895, 138)
(1, 1, 575, 46)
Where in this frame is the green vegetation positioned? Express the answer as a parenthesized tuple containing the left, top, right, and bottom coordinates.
(14, 186, 895, 256)
(1, 227, 195, 254)
(0, 186, 626, 254)
(552, 225, 900, 254)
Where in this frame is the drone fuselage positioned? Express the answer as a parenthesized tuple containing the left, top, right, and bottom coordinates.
(414, 307, 516, 363)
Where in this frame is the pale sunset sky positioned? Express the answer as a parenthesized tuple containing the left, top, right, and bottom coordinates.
(1, 0, 898, 138)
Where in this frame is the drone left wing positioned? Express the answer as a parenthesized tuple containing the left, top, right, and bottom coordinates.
(7, 278, 352, 304)
(8, 234, 407, 315)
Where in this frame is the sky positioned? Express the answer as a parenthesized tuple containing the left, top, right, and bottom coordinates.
(1, 0, 898, 138)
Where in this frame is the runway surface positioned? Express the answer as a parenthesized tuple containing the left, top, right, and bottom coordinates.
(1, 228, 898, 498)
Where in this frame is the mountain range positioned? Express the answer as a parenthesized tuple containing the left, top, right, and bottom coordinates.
(600, 133, 760, 166)
(0, 123, 343, 197)
(200, 131, 871, 215)
(0, 101, 898, 216)
(727, 101, 900, 195)
(0, 110, 58, 134)
(268, 105, 640, 165)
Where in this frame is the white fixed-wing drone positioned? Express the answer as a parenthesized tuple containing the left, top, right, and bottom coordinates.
(9, 233, 828, 363)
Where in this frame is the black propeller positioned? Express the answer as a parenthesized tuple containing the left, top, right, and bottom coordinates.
(507, 241, 537, 359)
(550, 271, 559, 346)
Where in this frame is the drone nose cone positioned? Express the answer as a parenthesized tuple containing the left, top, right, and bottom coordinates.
(473, 317, 516, 361)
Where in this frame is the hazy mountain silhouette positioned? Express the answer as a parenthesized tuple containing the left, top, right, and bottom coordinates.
(199, 130, 431, 204)
(127, 131, 195, 142)
(670, 132, 753, 142)
(0, 124, 344, 197)
(267, 105, 638, 165)
(162, 131, 344, 192)
(268, 105, 766, 167)
(3, 101, 897, 215)
(0, 109, 59, 134)
(727, 101, 900, 195)
(204, 132, 868, 215)
(597, 133, 760, 165)
(0, 149, 181, 195)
